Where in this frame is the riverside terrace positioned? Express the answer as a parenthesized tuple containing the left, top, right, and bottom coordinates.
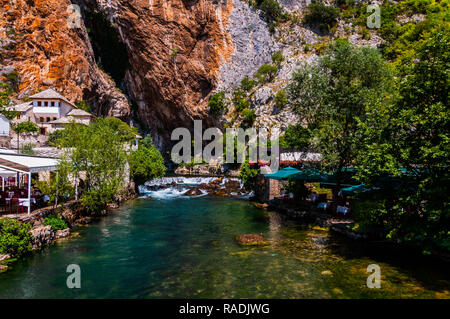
(0, 151, 58, 215)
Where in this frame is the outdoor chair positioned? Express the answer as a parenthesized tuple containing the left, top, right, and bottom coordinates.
(10, 198, 24, 215)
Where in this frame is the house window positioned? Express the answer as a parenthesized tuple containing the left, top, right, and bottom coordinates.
(44, 102, 48, 107)
(46, 117, 50, 122)
(40, 117, 44, 122)
(16, 115, 20, 119)
(39, 127, 46, 135)
(53, 117, 57, 121)
(51, 101, 55, 106)
(37, 101, 42, 106)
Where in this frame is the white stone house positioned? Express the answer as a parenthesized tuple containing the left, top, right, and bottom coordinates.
(10, 88, 93, 136)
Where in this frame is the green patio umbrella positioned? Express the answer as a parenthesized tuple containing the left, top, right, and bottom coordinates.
(289, 168, 330, 182)
(341, 184, 379, 196)
(264, 167, 301, 180)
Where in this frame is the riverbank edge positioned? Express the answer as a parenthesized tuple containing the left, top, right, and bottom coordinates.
(0, 191, 138, 273)
(263, 199, 450, 263)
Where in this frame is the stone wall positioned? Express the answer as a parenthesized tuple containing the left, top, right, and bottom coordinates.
(255, 175, 281, 202)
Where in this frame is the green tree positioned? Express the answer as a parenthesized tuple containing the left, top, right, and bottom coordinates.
(254, 64, 278, 83)
(208, 91, 227, 116)
(240, 76, 257, 92)
(272, 50, 285, 66)
(357, 31, 449, 251)
(59, 118, 132, 212)
(36, 158, 75, 207)
(129, 135, 166, 191)
(288, 40, 395, 196)
(13, 121, 39, 152)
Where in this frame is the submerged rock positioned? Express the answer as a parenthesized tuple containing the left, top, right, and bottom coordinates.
(183, 188, 203, 196)
(235, 234, 270, 246)
(55, 228, 71, 239)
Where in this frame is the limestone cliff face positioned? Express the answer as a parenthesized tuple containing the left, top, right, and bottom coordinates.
(0, 0, 130, 119)
(76, 0, 234, 146)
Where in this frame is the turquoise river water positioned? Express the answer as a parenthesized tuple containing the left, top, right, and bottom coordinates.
(0, 191, 449, 298)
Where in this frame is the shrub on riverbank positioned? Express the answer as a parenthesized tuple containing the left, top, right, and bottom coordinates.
(44, 215, 68, 231)
(129, 135, 166, 189)
(239, 161, 259, 191)
(0, 218, 32, 257)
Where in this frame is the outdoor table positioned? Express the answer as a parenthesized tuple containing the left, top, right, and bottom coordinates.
(5, 198, 36, 205)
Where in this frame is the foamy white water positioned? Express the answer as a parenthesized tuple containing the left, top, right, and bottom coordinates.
(139, 185, 208, 200)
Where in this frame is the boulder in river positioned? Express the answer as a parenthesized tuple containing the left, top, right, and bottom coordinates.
(184, 188, 203, 196)
(235, 234, 270, 246)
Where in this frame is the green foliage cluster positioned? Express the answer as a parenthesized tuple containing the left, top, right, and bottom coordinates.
(254, 64, 278, 84)
(44, 215, 68, 231)
(37, 159, 75, 206)
(0, 218, 32, 257)
(233, 88, 250, 112)
(240, 76, 257, 92)
(48, 129, 67, 147)
(75, 101, 92, 113)
(248, 0, 290, 30)
(208, 91, 227, 116)
(274, 89, 287, 108)
(271, 50, 285, 66)
(356, 30, 449, 251)
(241, 108, 256, 127)
(239, 160, 259, 191)
(129, 135, 166, 189)
(279, 124, 311, 150)
(286, 25, 449, 251)
(302, 1, 340, 33)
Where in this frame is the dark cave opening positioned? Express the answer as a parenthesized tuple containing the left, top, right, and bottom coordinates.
(82, 9, 129, 85)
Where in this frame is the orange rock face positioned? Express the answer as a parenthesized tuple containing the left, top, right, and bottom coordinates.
(94, 0, 234, 140)
(1, 0, 236, 145)
(0, 0, 130, 118)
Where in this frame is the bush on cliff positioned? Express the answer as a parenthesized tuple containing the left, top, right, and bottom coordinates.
(0, 218, 32, 257)
(44, 215, 68, 231)
(254, 64, 278, 83)
(302, 2, 340, 32)
(208, 91, 227, 116)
